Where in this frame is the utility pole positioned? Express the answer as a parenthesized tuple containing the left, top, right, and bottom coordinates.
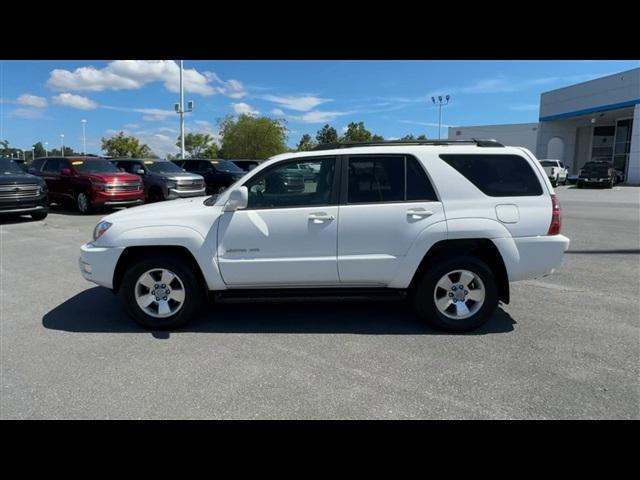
(81, 119, 87, 155)
(175, 60, 194, 159)
(60, 134, 65, 156)
(431, 94, 451, 140)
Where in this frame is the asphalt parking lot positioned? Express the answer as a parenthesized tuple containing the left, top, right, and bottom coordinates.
(1, 185, 639, 419)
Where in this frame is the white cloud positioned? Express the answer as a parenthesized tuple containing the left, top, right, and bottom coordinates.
(204, 72, 247, 98)
(17, 94, 47, 108)
(260, 94, 331, 112)
(194, 120, 212, 127)
(123, 123, 141, 129)
(52, 93, 98, 110)
(102, 105, 174, 121)
(232, 102, 260, 116)
(47, 61, 248, 98)
(271, 108, 285, 116)
(10, 108, 49, 119)
(292, 110, 347, 123)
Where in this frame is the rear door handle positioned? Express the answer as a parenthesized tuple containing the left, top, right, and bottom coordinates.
(406, 208, 433, 219)
(308, 212, 335, 223)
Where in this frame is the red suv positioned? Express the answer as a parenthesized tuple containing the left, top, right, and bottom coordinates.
(29, 156, 144, 214)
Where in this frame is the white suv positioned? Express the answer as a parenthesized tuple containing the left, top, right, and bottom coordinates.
(79, 140, 570, 332)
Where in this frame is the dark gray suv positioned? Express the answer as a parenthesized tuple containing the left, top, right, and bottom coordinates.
(113, 158, 206, 202)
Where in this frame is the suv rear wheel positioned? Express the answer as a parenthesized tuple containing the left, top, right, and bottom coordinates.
(412, 256, 498, 332)
(120, 255, 204, 330)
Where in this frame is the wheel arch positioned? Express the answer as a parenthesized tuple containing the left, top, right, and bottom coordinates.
(112, 245, 208, 295)
(408, 238, 510, 304)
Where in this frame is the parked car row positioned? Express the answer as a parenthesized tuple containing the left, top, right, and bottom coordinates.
(0, 155, 266, 219)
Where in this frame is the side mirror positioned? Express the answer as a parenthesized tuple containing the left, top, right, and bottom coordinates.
(137, 168, 145, 175)
(224, 186, 248, 212)
(61, 168, 71, 176)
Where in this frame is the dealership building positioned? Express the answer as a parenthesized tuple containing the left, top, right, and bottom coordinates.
(449, 67, 640, 184)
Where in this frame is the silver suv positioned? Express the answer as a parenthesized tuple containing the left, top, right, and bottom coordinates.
(113, 159, 206, 202)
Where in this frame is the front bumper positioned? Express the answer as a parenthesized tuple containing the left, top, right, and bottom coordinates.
(578, 178, 610, 185)
(167, 187, 206, 199)
(92, 190, 145, 207)
(0, 194, 49, 215)
(79, 242, 125, 289)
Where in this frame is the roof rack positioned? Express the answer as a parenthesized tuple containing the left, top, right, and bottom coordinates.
(311, 138, 504, 151)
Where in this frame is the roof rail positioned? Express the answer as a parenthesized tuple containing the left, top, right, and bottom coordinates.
(310, 138, 504, 151)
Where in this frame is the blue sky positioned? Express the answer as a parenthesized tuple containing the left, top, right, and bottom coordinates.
(1, 60, 638, 157)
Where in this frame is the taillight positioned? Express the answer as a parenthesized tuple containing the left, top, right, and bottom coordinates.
(548, 194, 561, 235)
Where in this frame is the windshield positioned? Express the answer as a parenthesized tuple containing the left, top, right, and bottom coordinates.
(540, 161, 557, 167)
(0, 158, 25, 174)
(73, 160, 120, 173)
(583, 163, 610, 171)
(212, 160, 243, 173)
(143, 161, 184, 173)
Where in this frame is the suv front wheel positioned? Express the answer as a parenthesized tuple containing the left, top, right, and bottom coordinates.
(412, 256, 498, 332)
(120, 255, 204, 329)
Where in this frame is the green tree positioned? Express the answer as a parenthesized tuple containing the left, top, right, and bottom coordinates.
(177, 132, 219, 158)
(33, 142, 46, 158)
(45, 146, 77, 156)
(340, 122, 383, 143)
(296, 133, 317, 151)
(218, 114, 288, 159)
(101, 131, 153, 158)
(315, 124, 338, 144)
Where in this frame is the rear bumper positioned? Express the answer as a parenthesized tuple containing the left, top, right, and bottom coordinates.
(79, 242, 125, 289)
(493, 234, 570, 282)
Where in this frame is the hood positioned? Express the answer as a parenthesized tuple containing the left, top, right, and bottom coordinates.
(0, 172, 45, 185)
(86, 172, 141, 182)
(95, 196, 222, 245)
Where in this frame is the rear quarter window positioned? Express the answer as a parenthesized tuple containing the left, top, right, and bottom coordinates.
(440, 154, 543, 197)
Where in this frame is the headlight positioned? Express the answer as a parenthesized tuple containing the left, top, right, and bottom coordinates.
(93, 221, 112, 241)
(164, 179, 177, 189)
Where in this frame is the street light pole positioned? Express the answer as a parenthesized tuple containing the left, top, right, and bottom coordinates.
(175, 60, 194, 160)
(31, 146, 35, 163)
(81, 119, 87, 155)
(44, 142, 48, 156)
(431, 94, 451, 140)
(60, 134, 65, 155)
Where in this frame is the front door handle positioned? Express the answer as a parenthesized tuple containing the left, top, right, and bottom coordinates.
(308, 212, 335, 223)
(406, 208, 433, 219)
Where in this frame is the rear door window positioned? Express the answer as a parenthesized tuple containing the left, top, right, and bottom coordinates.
(346, 155, 438, 203)
(440, 154, 543, 197)
(42, 158, 62, 173)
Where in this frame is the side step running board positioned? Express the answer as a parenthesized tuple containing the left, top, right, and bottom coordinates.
(212, 288, 407, 303)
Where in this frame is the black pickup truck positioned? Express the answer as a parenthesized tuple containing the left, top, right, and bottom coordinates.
(0, 157, 49, 220)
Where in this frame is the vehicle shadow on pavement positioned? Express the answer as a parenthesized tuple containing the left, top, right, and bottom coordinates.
(0, 215, 43, 225)
(42, 287, 517, 337)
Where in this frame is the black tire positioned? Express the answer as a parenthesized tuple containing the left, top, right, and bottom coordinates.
(30, 211, 48, 220)
(148, 188, 164, 203)
(411, 256, 498, 332)
(576, 182, 583, 189)
(120, 254, 204, 330)
(76, 191, 92, 214)
(551, 179, 557, 187)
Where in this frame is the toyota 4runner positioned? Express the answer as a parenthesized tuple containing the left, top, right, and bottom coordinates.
(79, 140, 570, 332)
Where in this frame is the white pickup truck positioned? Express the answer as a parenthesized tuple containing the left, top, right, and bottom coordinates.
(539, 159, 568, 187)
(80, 140, 569, 332)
